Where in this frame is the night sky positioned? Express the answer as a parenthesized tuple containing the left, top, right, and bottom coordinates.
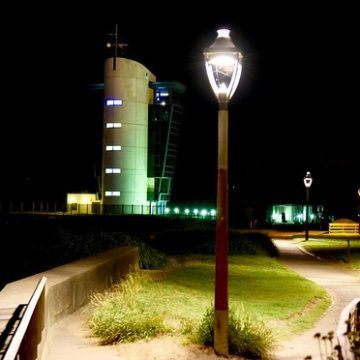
(1, 4, 359, 218)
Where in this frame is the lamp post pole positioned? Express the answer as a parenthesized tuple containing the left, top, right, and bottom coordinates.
(305, 187, 310, 240)
(303, 171, 313, 241)
(204, 29, 243, 356)
(215, 94, 229, 355)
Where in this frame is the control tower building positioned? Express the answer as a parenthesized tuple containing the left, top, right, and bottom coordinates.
(101, 57, 156, 214)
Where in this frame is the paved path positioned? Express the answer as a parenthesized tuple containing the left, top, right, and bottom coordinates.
(273, 238, 360, 360)
(43, 306, 122, 360)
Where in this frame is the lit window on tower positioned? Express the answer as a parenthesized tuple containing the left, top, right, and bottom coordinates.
(105, 191, 120, 196)
(105, 99, 123, 106)
(106, 145, 122, 151)
(106, 122, 122, 128)
(155, 89, 169, 105)
(105, 168, 121, 174)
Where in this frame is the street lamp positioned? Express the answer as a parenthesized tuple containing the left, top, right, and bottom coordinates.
(303, 171, 313, 241)
(204, 29, 243, 356)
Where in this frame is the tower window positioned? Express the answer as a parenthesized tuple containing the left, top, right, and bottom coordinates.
(106, 122, 122, 128)
(105, 191, 120, 196)
(105, 168, 121, 174)
(106, 145, 122, 151)
(105, 99, 123, 106)
(155, 89, 169, 105)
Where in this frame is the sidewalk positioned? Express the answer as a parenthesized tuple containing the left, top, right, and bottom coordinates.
(273, 238, 360, 359)
(43, 307, 122, 360)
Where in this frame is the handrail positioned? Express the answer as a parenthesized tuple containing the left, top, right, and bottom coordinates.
(2, 276, 46, 360)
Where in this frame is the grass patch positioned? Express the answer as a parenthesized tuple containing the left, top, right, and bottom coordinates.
(87, 272, 169, 344)
(227, 256, 331, 337)
(87, 255, 330, 352)
(300, 238, 360, 269)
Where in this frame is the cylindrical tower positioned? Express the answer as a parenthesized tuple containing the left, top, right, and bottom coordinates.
(102, 57, 155, 214)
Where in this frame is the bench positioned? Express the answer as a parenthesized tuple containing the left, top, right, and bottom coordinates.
(329, 223, 359, 234)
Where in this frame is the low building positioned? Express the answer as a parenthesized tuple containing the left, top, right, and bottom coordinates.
(267, 203, 325, 225)
(66, 193, 100, 214)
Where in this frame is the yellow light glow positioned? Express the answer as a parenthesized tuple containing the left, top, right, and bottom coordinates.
(67, 193, 97, 205)
(80, 195, 91, 204)
(68, 196, 76, 204)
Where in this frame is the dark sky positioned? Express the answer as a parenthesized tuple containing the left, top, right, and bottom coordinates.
(1, 4, 359, 217)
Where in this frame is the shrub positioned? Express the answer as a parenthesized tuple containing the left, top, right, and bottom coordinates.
(87, 272, 168, 344)
(195, 304, 276, 359)
(348, 328, 360, 359)
(134, 241, 168, 269)
(228, 231, 279, 257)
(150, 228, 215, 255)
(150, 227, 279, 258)
(310, 328, 360, 359)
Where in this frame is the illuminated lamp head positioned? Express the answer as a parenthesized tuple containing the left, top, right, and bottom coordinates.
(203, 29, 243, 103)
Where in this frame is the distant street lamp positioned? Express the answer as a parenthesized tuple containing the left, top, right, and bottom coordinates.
(204, 29, 243, 356)
(303, 171, 313, 241)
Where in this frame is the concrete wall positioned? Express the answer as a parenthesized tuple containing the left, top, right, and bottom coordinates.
(0, 246, 139, 359)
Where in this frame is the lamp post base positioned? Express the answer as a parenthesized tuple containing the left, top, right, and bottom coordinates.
(214, 309, 228, 356)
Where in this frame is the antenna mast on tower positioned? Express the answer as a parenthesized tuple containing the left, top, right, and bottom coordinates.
(106, 24, 128, 70)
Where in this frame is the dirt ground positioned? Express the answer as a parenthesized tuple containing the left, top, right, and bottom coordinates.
(112, 336, 244, 360)
(45, 306, 245, 360)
